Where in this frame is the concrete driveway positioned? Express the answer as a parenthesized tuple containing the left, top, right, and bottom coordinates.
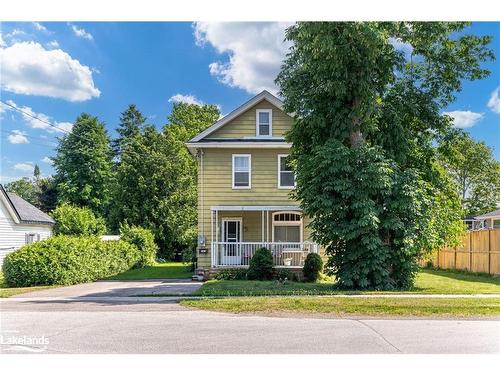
(9, 279, 202, 299)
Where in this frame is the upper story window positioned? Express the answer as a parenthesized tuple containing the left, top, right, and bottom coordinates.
(232, 154, 251, 189)
(278, 154, 295, 189)
(256, 109, 272, 137)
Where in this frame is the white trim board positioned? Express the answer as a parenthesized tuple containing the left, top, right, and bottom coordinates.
(211, 205, 301, 212)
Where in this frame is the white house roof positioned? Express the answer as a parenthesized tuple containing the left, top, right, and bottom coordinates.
(188, 90, 289, 143)
(475, 209, 500, 220)
(0, 184, 55, 225)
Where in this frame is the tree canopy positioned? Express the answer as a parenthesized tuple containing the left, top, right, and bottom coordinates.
(276, 22, 494, 289)
(53, 113, 114, 218)
(112, 103, 219, 258)
(112, 104, 147, 159)
(439, 131, 500, 215)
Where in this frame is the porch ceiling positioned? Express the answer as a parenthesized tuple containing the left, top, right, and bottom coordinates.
(210, 205, 301, 212)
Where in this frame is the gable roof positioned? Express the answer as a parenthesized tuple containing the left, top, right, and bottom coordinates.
(188, 90, 289, 143)
(475, 209, 500, 220)
(0, 184, 55, 225)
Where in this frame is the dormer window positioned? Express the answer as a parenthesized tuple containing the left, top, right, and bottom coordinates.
(256, 109, 272, 137)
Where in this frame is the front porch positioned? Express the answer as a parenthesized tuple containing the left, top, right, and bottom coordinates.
(208, 205, 320, 268)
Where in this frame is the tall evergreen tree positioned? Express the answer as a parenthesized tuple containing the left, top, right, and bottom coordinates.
(277, 22, 493, 289)
(112, 104, 146, 159)
(53, 113, 114, 218)
(113, 103, 219, 258)
(33, 164, 41, 181)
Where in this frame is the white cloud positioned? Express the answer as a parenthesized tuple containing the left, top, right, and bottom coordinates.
(33, 22, 48, 32)
(6, 29, 26, 38)
(0, 41, 100, 101)
(169, 94, 203, 106)
(46, 40, 59, 49)
(0, 34, 5, 47)
(0, 175, 26, 184)
(193, 22, 293, 94)
(7, 130, 29, 144)
(487, 87, 500, 114)
(70, 24, 93, 40)
(14, 162, 34, 172)
(41, 156, 53, 164)
(3, 99, 73, 133)
(443, 110, 484, 129)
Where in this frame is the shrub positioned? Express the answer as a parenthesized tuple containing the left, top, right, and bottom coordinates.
(120, 224, 158, 267)
(247, 247, 274, 280)
(214, 268, 247, 280)
(2, 236, 139, 287)
(303, 253, 323, 282)
(52, 203, 106, 236)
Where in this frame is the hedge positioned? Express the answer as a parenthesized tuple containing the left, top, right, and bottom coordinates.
(51, 203, 107, 236)
(2, 236, 140, 287)
(120, 224, 158, 267)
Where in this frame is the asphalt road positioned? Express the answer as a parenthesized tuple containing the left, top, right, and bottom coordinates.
(1, 300, 499, 354)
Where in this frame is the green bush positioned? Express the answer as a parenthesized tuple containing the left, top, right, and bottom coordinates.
(2, 236, 139, 287)
(120, 224, 158, 267)
(303, 253, 323, 282)
(214, 268, 247, 280)
(247, 247, 274, 280)
(52, 203, 106, 236)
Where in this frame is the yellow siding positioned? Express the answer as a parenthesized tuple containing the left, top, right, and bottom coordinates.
(196, 147, 314, 268)
(207, 99, 293, 139)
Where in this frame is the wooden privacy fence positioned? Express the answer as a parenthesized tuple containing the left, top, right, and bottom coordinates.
(423, 229, 500, 275)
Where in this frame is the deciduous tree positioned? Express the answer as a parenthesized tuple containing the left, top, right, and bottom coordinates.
(277, 22, 493, 289)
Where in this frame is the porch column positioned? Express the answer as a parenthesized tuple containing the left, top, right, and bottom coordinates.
(261, 210, 265, 244)
(267, 210, 270, 244)
(210, 210, 214, 267)
(215, 209, 219, 267)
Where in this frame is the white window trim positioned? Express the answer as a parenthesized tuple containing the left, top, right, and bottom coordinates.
(256, 109, 272, 137)
(232, 154, 252, 189)
(278, 154, 296, 189)
(272, 211, 303, 243)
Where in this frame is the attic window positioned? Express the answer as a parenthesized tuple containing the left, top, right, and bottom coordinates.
(256, 109, 272, 137)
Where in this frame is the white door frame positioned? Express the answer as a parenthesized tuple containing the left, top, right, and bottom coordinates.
(221, 217, 243, 265)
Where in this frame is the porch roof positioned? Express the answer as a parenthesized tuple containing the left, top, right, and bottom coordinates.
(210, 205, 301, 212)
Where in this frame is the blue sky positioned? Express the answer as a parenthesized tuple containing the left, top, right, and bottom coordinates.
(1, 22, 499, 183)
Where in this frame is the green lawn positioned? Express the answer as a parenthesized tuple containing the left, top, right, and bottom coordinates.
(181, 296, 500, 317)
(105, 262, 192, 280)
(0, 272, 55, 298)
(192, 269, 500, 297)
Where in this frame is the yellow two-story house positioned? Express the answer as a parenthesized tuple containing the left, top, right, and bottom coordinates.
(186, 91, 319, 273)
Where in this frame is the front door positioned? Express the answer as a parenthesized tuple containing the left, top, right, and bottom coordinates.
(221, 218, 242, 265)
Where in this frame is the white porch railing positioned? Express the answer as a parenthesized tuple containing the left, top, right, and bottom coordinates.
(211, 242, 320, 268)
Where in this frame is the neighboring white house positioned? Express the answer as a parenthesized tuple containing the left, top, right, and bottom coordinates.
(474, 209, 500, 230)
(0, 184, 55, 266)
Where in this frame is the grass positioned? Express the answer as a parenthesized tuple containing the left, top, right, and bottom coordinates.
(191, 268, 500, 297)
(0, 272, 55, 298)
(181, 296, 500, 317)
(105, 262, 192, 280)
